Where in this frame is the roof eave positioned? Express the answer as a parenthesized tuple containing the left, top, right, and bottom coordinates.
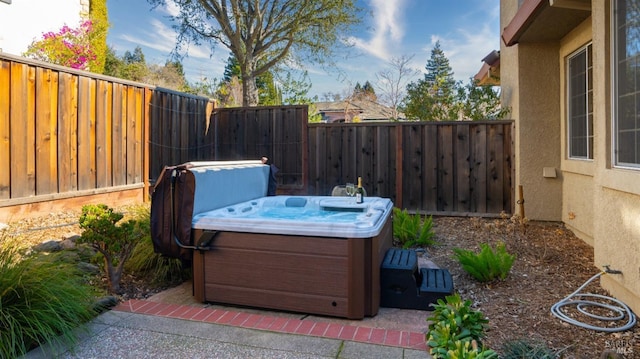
(502, 0, 591, 47)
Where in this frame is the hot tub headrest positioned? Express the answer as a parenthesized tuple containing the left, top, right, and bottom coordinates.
(189, 162, 271, 216)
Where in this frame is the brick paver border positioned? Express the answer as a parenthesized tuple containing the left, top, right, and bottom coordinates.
(114, 299, 428, 351)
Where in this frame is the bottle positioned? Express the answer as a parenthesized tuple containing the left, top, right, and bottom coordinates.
(355, 177, 365, 204)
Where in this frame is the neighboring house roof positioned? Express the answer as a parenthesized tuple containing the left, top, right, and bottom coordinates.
(474, 50, 500, 86)
(315, 99, 404, 122)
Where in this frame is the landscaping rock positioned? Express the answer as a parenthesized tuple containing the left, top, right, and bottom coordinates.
(33, 240, 63, 252)
(78, 262, 101, 275)
(93, 296, 119, 313)
(60, 237, 78, 250)
(75, 243, 98, 261)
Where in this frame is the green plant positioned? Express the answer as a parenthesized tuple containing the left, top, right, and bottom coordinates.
(453, 242, 515, 282)
(427, 293, 492, 359)
(445, 340, 499, 359)
(78, 204, 146, 293)
(428, 293, 489, 342)
(125, 205, 187, 285)
(0, 235, 96, 358)
(500, 338, 559, 359)
(393, 208, 437, 248)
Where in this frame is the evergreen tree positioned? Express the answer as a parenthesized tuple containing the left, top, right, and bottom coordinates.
(460, 78, 510, 120)
(354, 82, 363, 95)
(120, 47, 148, 82)
(123, 47, 145, 64)
(223, 55, 240, 81)
(257, 70, 282, 106)
(403, 41, 460, 121)
(424, 42, 456, 90)
(103, 46, 123, 77)
(352, 80, 376, 101)
(362, 81, 375, 95)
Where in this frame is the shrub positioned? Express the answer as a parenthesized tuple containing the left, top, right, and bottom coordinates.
(453, 242, 515, 282)
(125, 205, 187, 285)
(500, 338, 560, 359)
(427, 293, 495, 359)
(444, 340, 499, 359)
(393, 208, 437, 248)
(428, 293, 488, 343)
(23, 20, 96, 70)
(0, 235, 96, 358)
(126, 238, 187, 285)
(78, 204, 146, 293)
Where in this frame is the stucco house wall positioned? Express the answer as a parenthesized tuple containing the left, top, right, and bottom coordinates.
(500, 1, 563, 222)
(559, 18, 596, 245)
(500, 0, 640, 313)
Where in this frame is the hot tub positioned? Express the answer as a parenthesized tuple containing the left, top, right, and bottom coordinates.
(192, 196, 392, 238)
(151, 161, 393, 319)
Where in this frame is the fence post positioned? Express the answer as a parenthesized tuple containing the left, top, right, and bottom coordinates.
(143, 88, 152, 200)
(395, 123, 403, 209)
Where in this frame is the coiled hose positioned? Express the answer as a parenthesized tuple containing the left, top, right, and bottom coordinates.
(550, 269, 637, 332)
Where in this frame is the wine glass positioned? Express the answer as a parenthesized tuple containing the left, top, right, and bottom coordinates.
(345, 183, 355, 197)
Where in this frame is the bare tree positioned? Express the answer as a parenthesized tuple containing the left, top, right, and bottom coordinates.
(375, 55, 419, 120)
(149, 0, 360, 106)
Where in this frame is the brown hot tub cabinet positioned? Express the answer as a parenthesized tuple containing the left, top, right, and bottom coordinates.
(151, 161, 394, 319)
(192, 218, 392, 319)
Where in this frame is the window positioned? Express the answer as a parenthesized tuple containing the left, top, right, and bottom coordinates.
(613, 0, 640, 167)
(567, 44, 593, 160)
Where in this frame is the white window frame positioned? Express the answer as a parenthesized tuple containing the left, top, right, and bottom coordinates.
(612, 0, 640, 169)
(567, 43, 593, 160)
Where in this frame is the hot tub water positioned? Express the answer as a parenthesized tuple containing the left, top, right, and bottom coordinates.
(192, 195, 393, 238)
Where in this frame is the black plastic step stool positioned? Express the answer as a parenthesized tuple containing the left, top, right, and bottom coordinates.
(380, 248, 453, 310)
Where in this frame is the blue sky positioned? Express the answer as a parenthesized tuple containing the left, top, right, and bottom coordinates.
(107, 0, 500, 99)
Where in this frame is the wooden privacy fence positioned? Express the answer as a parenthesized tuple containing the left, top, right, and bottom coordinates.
(148, 88, 215, 180)
(204, 109, 514, 216)
(308, 122, 514, 215)
(0, 52, 512, 219)
(0, 54, 149, 220)
(0, 53, 214, 221)
(149, 105, 307, 191)
(209, 106, 307, 190)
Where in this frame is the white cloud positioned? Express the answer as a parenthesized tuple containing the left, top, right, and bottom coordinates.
(349, 0, 408, 61)
(163, 1, 181, 17)
(118, 19, 175, 55)
(117, 18, 213, 61)
(421, 5, 500, 83)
